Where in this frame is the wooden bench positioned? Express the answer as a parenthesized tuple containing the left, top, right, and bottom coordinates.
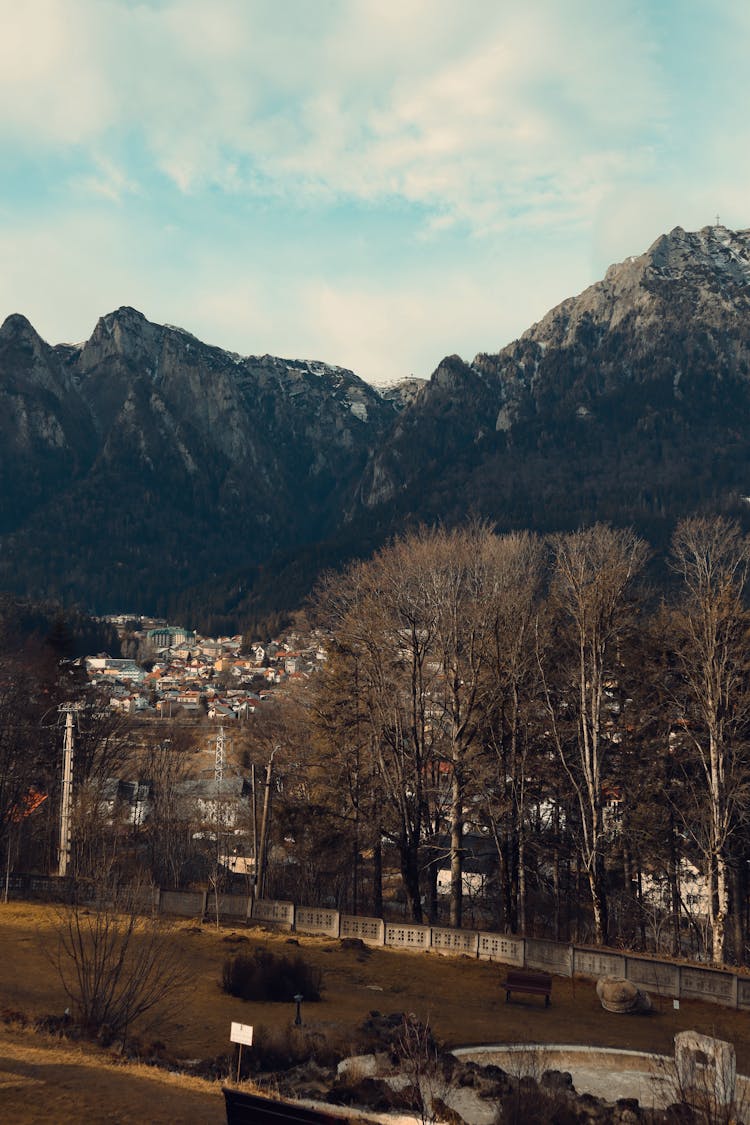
(502, 968, 552, 1007)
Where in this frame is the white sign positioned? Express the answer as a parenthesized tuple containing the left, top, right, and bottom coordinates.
(230, 1022, 254, 1046)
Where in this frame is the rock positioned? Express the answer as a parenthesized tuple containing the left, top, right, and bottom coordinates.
(340, 937, 367, 951)
(541, 1068, 575, 1091)
(431, 1097, 467, 1125)
(327, 1076, 400, 1112)
(576, 1091, 610, 1120)
(336, 1053, 386, 1079)
(660, 1104, 699, 1123)
(613, 1099, 643, 1123)
(596, 976, 652, 1014)
(451, 1060, 512, 1099)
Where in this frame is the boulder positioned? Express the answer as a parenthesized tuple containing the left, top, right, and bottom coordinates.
(596, 976, 652, 1014)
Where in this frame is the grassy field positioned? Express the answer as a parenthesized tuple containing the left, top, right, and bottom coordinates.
(1, 901, 748, 1123)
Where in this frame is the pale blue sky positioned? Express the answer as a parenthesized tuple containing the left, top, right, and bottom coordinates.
(1, 0, 748, 384)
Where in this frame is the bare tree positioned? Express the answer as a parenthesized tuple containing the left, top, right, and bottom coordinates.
(393, 1014, 449, 1125)
(478, 531, 545, 934)
(540, 525, 647, 946)
(142, 732, 194, 888)
(669, 516, 750, 963)
(414, 524, 505, 927)
(51, 874, 190, 1045)
(306, 641, 383, 913)
(240, 698, 308, 900)
(316, 539, 443, 922)
(66, 706, 134, 882)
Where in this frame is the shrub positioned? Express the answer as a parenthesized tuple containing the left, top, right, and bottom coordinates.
(221, 948, 322, 1003)
(245, 1024, 340, 1073)
(50, 882, 190, 1047)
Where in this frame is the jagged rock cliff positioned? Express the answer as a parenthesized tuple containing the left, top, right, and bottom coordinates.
(356, 225, 750, 537)
(0, 307, 399, 615)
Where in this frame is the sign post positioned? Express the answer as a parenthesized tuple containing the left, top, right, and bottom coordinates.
(230, 1022, 253, 1083)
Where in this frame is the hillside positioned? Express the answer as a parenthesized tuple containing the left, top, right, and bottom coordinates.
(2, 901, 750, 1123)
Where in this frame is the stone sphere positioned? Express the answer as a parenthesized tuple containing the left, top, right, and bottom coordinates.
(596, 976, 652, 1013)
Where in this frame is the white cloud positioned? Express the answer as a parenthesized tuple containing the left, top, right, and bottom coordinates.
(2, 0, 747, 392)
(0, 0, 665, 232)
(73, 156, 141, 203)
(0, 0, 114, 143)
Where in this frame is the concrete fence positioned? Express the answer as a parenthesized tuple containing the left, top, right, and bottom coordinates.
(11, 875, 750, 1012)
(235, 897, 750, 1012)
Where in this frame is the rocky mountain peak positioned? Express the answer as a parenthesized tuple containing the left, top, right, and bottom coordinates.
(0, 312, 38, 341)
(0, 312, 70, 399)
(81, 306, 165, 372)
(645, 224, 750, 284)
(377, 376, 427, 411)
(518, 223, 750, 354)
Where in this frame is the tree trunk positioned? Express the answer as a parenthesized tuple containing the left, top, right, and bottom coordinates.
(372, 837, 383, 918)
(352, 802, 359, 915)
(552, 845, 561, 942)
(712, 849, 729, 964)
(517, 822, 526, 935)
(401, 840, 423, 923)
(731, 859, 744, 966)
(449, 770, 463, 929)
(588, 857, 609, 946)
(668, 811, 681, 957)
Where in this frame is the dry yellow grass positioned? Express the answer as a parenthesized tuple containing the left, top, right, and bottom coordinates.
(0, 1029, 227, 1123)
(1, 901, 749, 1122)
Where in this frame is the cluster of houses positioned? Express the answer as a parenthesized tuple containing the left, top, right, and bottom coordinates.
(86, 617, 327, 720)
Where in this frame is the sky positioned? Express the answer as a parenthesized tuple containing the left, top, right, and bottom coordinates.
(1, 0, 748, 386)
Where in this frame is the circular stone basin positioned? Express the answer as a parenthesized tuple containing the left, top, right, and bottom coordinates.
(453, 1045, 750, 1110)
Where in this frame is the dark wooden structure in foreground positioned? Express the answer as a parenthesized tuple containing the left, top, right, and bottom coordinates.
(223, 1087, 355, 1124)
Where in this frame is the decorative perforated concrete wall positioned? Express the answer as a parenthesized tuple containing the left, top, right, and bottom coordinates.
(385, 923, 431, 950)
(339, 914, 385, 945)
(251, 898, 295, 929)
(679, 966, 737, 1007)
(295, 907, 340, 938)
(526, 937, 574, 975)
(431, 927, 479, 957)
(624, 957, 680, 996)
(17, 876, 748, 1011)
(477, 932, 524, 965)
(574, 949, 626, 980)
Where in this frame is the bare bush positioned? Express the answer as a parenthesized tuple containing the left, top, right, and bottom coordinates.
(50, 880, 190, 1046)
(393, 1014, 451, 1125)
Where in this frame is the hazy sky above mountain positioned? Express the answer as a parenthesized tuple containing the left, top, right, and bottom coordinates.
(1, 0, 748, 384)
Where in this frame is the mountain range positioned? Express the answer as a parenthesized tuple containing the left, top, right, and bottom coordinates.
(2, 223, 749, 629)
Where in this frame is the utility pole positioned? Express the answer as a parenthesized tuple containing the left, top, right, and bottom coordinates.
(212, 726, 226, 927)
(250, 763, 258, 900)
(256, 747, 277, 902)
(58, 707, 76, 878)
